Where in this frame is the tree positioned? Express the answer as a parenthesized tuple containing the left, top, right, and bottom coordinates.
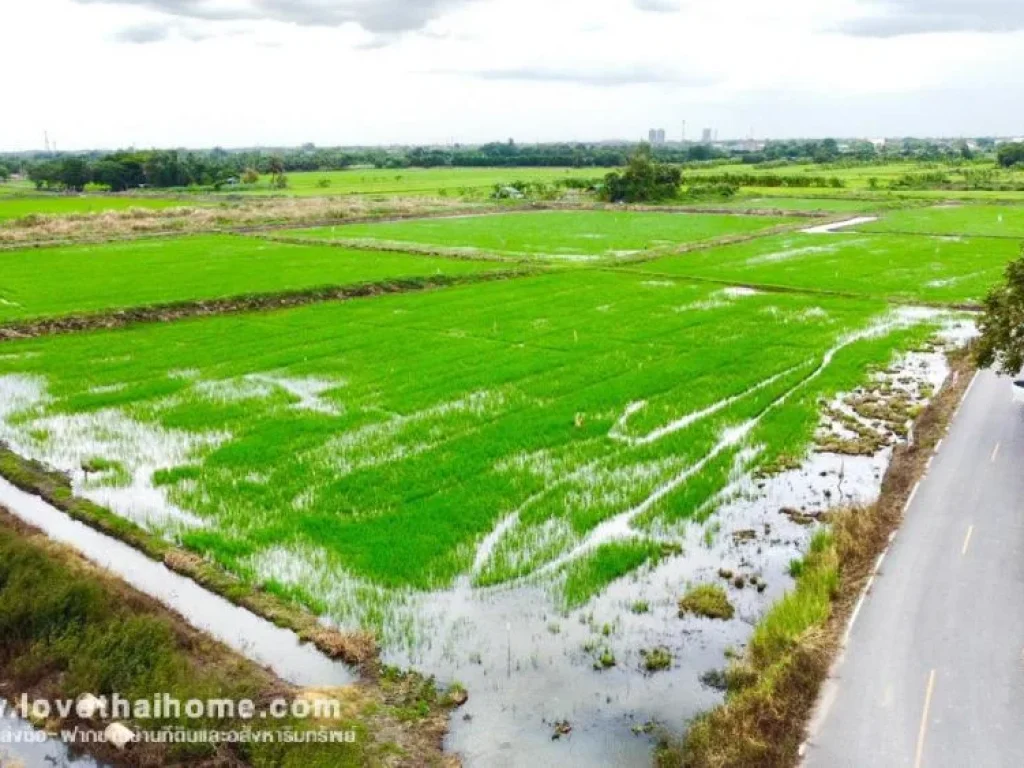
(601, 144, 681, 203)
(59, 158, 90, 192)
(976, 250, 1024, 375)
(997, 142, 1024, 168)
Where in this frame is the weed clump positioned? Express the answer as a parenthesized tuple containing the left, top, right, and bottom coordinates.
(593, 649, 616, 670)
(641, 647, 673, 673)
(678, 584, 735, 620)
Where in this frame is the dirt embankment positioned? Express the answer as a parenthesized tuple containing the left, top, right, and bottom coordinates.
(658, 346, 977, 768)
(0, 270, 534, 344)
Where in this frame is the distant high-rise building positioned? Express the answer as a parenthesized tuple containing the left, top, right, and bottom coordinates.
(701, 128, 713, 144)
(648, 128, 666, 145)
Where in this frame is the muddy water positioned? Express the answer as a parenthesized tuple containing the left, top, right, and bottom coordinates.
(398, 463, 827, 767)
(375, 331, 968, 767)
(0, 714, 104, 767)
(0, 479, 353, 689)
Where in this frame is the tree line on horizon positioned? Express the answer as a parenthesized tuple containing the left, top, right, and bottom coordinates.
(2, 138, 1016, 193)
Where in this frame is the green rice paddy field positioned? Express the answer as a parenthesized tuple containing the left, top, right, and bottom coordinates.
(282, 210, 791, 260)
(0, 201, 1017, 630)
(0, 195, 192, 220)
(234, 167, 602, 197)
(0, 274, 933, 610)
(701, 197, 897, 213)
(638, 231, 1020, 304)
(856, 204, 1024, 237)
(0, 234, 504, 322)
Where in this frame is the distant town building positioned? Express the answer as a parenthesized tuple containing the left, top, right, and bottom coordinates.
(648, 128, 666, 145)
(701, 128, 713, 144)
(869, 138, 887, 150)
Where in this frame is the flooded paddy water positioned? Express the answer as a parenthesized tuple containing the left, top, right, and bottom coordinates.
(371, 317, 974, 765)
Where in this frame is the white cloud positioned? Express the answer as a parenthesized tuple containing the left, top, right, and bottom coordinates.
(837, 0, 1024, 37)
(633, 0, 681, 12)
(2, 0, 1024, 150)
(77, 0, 481, 33)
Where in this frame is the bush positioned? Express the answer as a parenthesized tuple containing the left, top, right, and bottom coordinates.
(601, 145, 681, 203)
(682, 182, 739, 200)
(997, 142, 1024, 168)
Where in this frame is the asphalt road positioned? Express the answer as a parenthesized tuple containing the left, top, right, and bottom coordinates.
(804, 370, 1024, 768)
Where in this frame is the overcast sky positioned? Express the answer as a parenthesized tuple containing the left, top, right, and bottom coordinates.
(3, 0, 1024, 150)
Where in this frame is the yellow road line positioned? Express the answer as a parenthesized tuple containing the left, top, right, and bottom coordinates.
(991, 442, 1001, 463)
(914, 669, 937, 768)
(962, 525, 974, 556)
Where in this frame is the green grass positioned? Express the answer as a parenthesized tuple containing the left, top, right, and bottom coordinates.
(693, 197, 895, 213)
(745, 186, 1024, 203)
(0, 234, 505, 321)
(0, 180, 38, 197)
(0, 516, 373, 766)
(560, 539, 667, 610)
(281, 210, 791, 260)
(0, 271, 938, 640)
(748, 530, 837, 663)
(0, 195, 194, 221)
(857, 203, 1024, 237)
(637, 231, 1020, 304)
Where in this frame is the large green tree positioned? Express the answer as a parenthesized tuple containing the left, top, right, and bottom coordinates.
(997, 142, 1024, 168)
(600, 144, 681, 203)
(976, 250, 1024, 375)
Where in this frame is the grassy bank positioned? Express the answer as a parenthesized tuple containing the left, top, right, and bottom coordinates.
(0, 269, 533, 342)
(0, 509, 459, 767)
(0, 448, 375, 667)
(657, 346, 975, 768)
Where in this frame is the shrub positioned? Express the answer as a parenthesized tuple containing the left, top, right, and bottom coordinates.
(601, 145, 681, 203)
(678, 584, 735, 620)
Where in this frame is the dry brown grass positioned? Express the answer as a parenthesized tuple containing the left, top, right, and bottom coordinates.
(0, 195, 494, 246)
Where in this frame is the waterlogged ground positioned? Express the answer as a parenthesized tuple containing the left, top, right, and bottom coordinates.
(0, 265, 969, 763)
